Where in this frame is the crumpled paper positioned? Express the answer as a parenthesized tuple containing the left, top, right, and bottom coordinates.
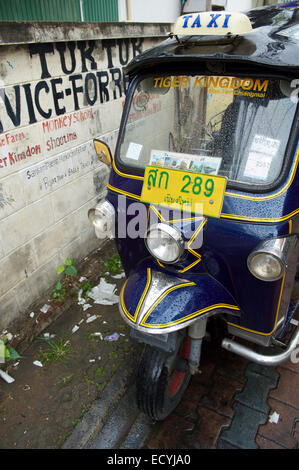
(88, 278, 119, 305)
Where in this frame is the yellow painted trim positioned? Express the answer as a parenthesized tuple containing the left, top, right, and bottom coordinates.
(150, 204, 166, 221)
(134, 268, 152, 321)
(120, 279, 134, 322)
(108, 184, 298, 223)
(142, 303, 240, 329)
(120, 271, 241, 330)
(169, 216, 205, 223)
(113, 158, 144, 181)
(178, 257, 202, 273)
(113, 147, 299, 203)
(120, 268, 152, 323)
(156, 259, 166, 269)
(220, 207, 299, 223)
(147, 206, 205, 273)
(227, 273, 286, 336)
(140, 282, 196, 326)
(107, 184, 141, 201)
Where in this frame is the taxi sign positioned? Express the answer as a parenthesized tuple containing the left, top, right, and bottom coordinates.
(173, 11, 253, 36)
(141, 166, 227, 218)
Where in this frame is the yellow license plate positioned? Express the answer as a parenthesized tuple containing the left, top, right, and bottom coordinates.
(141, 166, 227, 218)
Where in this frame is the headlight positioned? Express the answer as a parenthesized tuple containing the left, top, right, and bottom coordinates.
(88, 200, 115, 238)
(145, 223, 184, 264)
(247, 252, 284, 282)
(246, 236, 297, 282)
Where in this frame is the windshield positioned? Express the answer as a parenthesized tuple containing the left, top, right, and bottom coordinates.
(117, 74, 297, 187)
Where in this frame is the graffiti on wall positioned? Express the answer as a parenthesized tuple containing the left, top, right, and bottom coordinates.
(0, 39, 143, 133)
(0, 37, 145, 183)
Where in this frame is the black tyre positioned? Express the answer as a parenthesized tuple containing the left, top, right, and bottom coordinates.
(136, 335, 191, 421)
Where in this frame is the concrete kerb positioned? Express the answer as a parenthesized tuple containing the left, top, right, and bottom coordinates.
(62, 351, 139, 449)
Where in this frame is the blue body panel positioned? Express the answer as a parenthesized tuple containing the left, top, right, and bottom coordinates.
(120, 260, 240, 332)
(107, 135, 298, 338)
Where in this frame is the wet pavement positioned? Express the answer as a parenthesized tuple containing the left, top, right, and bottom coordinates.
(65, 315, 298, 450)
(0, 241, 298, 450)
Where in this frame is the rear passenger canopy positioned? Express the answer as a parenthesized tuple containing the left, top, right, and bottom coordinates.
(173, 11, 253, 36)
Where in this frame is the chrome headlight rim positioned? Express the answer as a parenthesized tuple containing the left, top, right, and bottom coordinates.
(88, 200, 115, 235)
(247, 251, 285, 282)
(145, 222, 185, 264)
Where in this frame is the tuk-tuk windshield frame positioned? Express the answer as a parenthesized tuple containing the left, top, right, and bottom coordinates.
(115, 71, 298, 194)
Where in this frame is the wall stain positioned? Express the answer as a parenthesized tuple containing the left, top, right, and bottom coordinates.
(0, 183, 15, 208)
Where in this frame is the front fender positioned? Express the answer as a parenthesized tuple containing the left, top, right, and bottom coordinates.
(119, 265, 240, 334)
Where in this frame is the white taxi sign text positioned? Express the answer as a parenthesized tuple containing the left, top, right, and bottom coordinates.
(173, 11, 253, 36)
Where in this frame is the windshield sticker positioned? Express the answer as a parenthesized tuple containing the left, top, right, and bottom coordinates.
(126, 142, 143, 161)
(153, 76, 269, 98)
(251, 135, 280, 157)
(150, 150, 222, 175)
(278, 25, 299, 40)
(243, 152, 272, 180)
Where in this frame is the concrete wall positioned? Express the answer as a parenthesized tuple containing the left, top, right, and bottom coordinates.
(0, 21, 170, 329)
(183, 0, 257, 11)
(118, 0, 181, 22)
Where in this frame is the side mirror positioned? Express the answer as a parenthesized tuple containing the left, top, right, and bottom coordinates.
(93, 139, 112, 167)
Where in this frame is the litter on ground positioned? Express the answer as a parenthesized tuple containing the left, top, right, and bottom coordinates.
(83, 304, 92, 311)
(72, 325, 80, 334)
(0, 369, 15, 384)
(269, 411, 280, 424)
(44, 333, 55, 339)
(86, 315, 97, 323)
(88, 278, 119, 305)
(33, 361, 43, 367)
(104, 332, 120, 342)
(40, 304, 51, 314)
(112, 272, 125, 279)
(93, 332, 103, 340)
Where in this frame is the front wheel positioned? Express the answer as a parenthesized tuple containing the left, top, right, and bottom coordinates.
(136, 335, 191, 421)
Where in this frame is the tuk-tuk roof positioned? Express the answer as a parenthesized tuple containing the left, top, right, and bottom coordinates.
(124, 6, 299, 76)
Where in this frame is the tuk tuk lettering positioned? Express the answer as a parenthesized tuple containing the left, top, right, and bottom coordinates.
(0, 38, 143, 133)
(153, 76, 190, 88)
(153, 76, 269, 94)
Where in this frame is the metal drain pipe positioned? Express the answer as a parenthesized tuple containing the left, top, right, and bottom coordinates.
(222, 325, 299, 366)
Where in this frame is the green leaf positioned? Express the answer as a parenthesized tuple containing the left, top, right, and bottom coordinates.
(6, 345, 21, 360)
(65, 257, 73, 266)
(95, 367, 105, 378)
(4, 346, 10, 360)
(57, 265, 65, 275)
(65, 265, 77, 277)
(55, 280, 62, 290)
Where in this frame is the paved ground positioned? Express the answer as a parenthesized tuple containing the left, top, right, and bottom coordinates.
(72, 315, 298, 450)
(1, 242, 298, 450)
